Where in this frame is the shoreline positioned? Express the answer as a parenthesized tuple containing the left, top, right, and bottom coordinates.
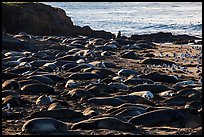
(42, 2, 202, 39)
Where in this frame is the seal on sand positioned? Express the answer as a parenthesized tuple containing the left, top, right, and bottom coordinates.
(67, 72, 103, 80)
(129, 84, 170, 93)
(129, 108, 183, 126)
(2, 79, 20, 90)
(139, 72, 178, 83)
(129, 91, 154, 99)
(85, 83, 114, 96)
(22, 117, 68, 134)
(87, 97, 127, 106)
(142, 58, 175, 66)
(28, 75, 55, 85)
(20, 83, 55, 95)
(128, 108, 202, 128)
(71, 117, 136, 131)
(113, 95, 155, 106)
(28, 108, 84, 120)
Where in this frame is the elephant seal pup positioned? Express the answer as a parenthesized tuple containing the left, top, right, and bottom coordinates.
(129, 91, 154, 99)
(36, 95, 54, 105)
(71, 117, 136, 132)
(22, 117, 68, 134)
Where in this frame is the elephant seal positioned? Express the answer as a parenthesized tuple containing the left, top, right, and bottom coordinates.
(124, 78, 155, 85)
(2, 90, 21, 98)
(65, 80, 78, 88)
(108, 82, 129, 91)
(28, 75, 55, 84)
(113, 95, 155, 106)
(163, 95, 194, 106)
(142, 58, 175, 66)
(105, 103, 148, 114)
(139, 72, 178, 83)
(91, 68, 116, 77)
(22, 117, 68, 134)
(129, 108, 181, 126)
(18, 79, 41, 87)
(129, 91, 154, 99)
(67, 72, 103, 80)
(6, 66, 31, 75)
(120, 51, 143, 60)
(65, 89, 93, 99)
(172, 81, 195, 90)
(82, 107, 100, 116)
(71, 117, 137, 132)
(185, 101, 202, 110)
(2, 72, 21, 80)
(118, 69, 139, 76)
(2, 95, 20, 107)
(20, 84, 55, 95)
(36, 95, 53, 105)
(129, 108, 202, 128)
(48, 102, 66, 110)
(2, 79, 20, 90)
(28, 108, 84, 121)
(85, 83, 114, 96)
(109, 107, 144, 118)
(129, 84, 170, 93)
(87, 97, 127, 106)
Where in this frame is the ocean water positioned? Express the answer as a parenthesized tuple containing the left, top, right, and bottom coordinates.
(43, 2, 202, 38)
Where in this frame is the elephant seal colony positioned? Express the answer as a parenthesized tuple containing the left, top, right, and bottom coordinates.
(2, 32, 202, 135)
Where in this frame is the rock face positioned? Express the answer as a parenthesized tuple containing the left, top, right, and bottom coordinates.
(2, 2, 114, 39)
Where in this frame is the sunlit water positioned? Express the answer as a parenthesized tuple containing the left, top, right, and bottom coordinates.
(43, 2, 202, 38)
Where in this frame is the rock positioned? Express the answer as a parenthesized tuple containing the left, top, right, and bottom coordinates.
(2, 2, 115, 39)
(130, 32, 200, 43)
(2, 2, 73, 35)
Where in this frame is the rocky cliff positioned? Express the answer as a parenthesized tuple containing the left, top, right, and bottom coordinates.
(2, 2, 115, 39)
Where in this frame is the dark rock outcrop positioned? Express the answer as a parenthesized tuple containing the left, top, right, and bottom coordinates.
(130, 32, 200, 43)
(2, 2, 115, 39)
